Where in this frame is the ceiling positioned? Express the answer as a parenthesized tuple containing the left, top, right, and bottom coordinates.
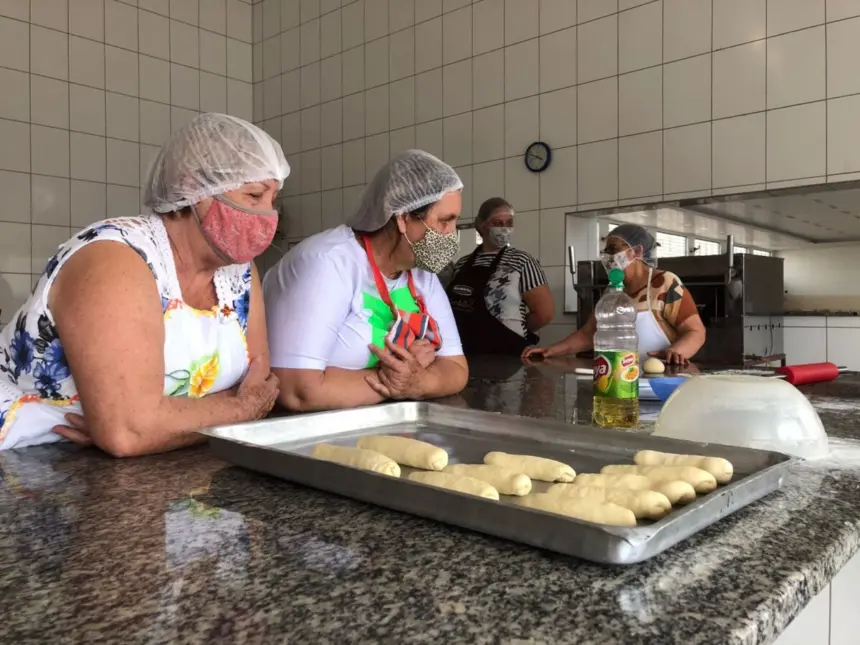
(592, 180, 860, 251)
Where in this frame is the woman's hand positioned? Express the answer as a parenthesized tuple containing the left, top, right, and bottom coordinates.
(366, 339, 426, 400)
(237, 356, 280, 419)
(648, 348, 690, 366)
(52, 413, 93, 446)
(521, 345, 560, 361)
(408, 339, 436, 369)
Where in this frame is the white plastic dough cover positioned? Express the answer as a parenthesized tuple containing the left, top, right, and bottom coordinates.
(143, 113, 290, 213)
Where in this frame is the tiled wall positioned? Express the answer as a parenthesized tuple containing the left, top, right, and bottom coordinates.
(0, 0, 254, 325)
(251, 0, 860, 345)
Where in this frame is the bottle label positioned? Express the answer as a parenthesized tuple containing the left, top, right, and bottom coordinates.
(593, 350, 639, 399)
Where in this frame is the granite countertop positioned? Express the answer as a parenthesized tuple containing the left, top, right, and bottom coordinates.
(782, 310, 860, 316)
(1, 359, 860, 644)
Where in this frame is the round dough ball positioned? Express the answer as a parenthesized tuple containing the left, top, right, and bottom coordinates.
(643, 357, 666, 374)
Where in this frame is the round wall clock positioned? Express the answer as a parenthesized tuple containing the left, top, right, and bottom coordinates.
(524, 141, 552, 173)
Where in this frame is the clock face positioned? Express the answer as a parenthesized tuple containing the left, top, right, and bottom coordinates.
(525, 142, 551, 173)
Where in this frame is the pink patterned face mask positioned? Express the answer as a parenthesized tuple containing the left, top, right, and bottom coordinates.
(194, 194, 278, 264)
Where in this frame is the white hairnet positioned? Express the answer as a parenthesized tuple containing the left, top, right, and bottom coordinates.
(606, 223, 658, 267)
(346, 149, 463, 232)
(143, 113, 290, 213)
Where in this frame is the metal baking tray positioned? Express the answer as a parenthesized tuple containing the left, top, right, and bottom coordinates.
(204, 402, 796, 564)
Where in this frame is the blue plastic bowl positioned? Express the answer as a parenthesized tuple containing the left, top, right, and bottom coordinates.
(647, 376, 688, 402)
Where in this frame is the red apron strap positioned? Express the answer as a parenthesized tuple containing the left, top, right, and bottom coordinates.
(362, 234, 427, 315)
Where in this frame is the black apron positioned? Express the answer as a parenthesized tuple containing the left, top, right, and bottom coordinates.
(445, 247, 534, 355)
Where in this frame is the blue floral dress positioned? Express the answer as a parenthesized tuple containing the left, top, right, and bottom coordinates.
(0, 215, 253, 450)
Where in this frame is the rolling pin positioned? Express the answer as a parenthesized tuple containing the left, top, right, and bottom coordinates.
(774, 362, 847, 386)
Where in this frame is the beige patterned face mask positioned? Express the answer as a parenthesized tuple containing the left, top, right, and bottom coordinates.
(406, 221, 460, 274)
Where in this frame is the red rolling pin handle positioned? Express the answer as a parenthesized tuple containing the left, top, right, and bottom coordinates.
(775, 362, 843, 385)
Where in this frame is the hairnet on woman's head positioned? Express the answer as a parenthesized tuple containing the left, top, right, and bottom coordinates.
(143, 113, 290, 213)
(607, 223, 658, 267)
(346, 150, 463, 232)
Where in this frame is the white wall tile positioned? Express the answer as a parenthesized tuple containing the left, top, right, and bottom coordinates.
(70, 133, 106, 182)
(505, 155, 539, 210)
(0, 0, 30, 20)
(170, 106, 197, 134)
(320, 187, 343, 230)
(105, 0, 138, 50)
(578, 0, 617, 23)
(472, 104, 504, 162)
(201, 0, 228, 34)
(31, 0, 68, 32)
(577, 77, 617, 144)
(827, 17, 860, 99)
(663, 122, 711, 194)
(538, 208, 566, 266)
(0, 222, 31, 273)
(365, 0, 388, 42)
(321, 54, 342, 100)
(227, 79, 252, 121)
(713, 40, 766, 119)
(514, 210, 541, 258)
(827, 0, 860, 20)
(320, 98, 342, 145)
(70, 0, 105, 41)
(32, 224, 69, 273)
(389, 77, 415, 129)
(577, 14, 616, 84)
(443, 112, 472, 166)
(301, 61, 321, 107)
(342, 91, 365, 140)
(713, 113, 766, 188)
(578, 139, 617, 204)
(827, 95, 860, 175)
(200, 31, 228, 76)
(766, 101, 826, 181)
(31, 175, 69, 226)
(263, 34, 281, 79)
(171, 20, 200, 67)
(70, 85, 106, 136)
(300, 105, 321, 150)
(140, 100, 171, 145)
(0, 16, 29, 72)
(281, 111, 301, 154)
(663, 0, 711, 62)
(0, 274, 31, 324)
(70, 36, 105, 89)
(766, 27, 825, 110)
(443, 6, 472, 64)
(389, 125, 415, 155)
(714, 0, 766, 49)
(32, 125, 70, 178)
(415, 68, 443, 123)
(71, 179, 107, 227)
(415, 16, 442, 73)
(473, 0, 503, 55)
(767, 0, 824, 36)
(0, 119, 31, 173)
(619, 131, 662, 199)
(171, 0, 200, 26)
(415, 0, 441, 22)
(301, 0, 321, 23)
(365, 132, 390, 180)
(139, 10, 170, 59)
(472, 49, 504, 109)
(539, 0, 576, 35)
(107, 139, 140, 187)
(263, 74, 282, 118)
(321, 144, 342, 190)
(31, 25, 67, 81)
(171, 64, 201, 110)
(0, 68, 29, 122)
(390, 27, 414, 81)
(471, 159, 505, 211)
(321, 9, 341, 58)
(618, 0, 661, 73)
(141, 0, 170, 16)
(365, 36, 389, 88)
(390, 0, 415, 32)
(504, 96, 538, 157)
(540, 27, 576, 92)
(106, 46, 139, 97)
(505, 39, 539, 101)
(227, 38, 252, 82)
(301, 148, 321, 192)
(540, 86, 577, 147)
(618, 66, 661, 136)
(281, 27, 301, 71)
(300, 191, 322, 236)
(505, 0, 539, 45)
(107, 184, 141, 216)
(416, 119, 444, 158)
(139, 55, 170, 103)
(301, 18, 321, 65)
(342, 45, 364, 95)
(443, 59, 472, 116)
(227, 0, 253, 42)
(540, 144, 576, 208)
(365, 84, 389, 135)
(0, 171, 31, 223)
(663, 54, 711, 128)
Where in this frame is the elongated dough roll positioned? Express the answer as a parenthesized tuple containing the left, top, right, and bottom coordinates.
(483, 451, 575, 482)
(634, 450, 733, 484)
(573, 472, 696, 505)
(408, 471, 500, 500)
(444, 464, 532, 496)
(601, 464, 717, 494)
(516, 493, 636, 527)
(547, 483, 671, 520)
(356, 435, 448, 470)
(311, 444, 401, 477)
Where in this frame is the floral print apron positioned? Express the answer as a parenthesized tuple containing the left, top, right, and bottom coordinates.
(0, 215, 252, 450)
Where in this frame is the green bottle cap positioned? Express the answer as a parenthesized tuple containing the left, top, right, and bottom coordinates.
(608, 268, 625, 287)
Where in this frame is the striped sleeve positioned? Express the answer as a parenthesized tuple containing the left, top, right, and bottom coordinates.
(517, 252, 548, 293)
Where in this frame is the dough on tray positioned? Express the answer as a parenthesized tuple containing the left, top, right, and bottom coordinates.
(634, 450, 733, 484)
(443, 464, 532, 496)
(311, 444, 401, 477)
(601, 464, 717, 494)
(547, 483, 672, 520)
(356, 435, 448, 471)
(516, 493, 636, 527)
(483, 451, 575, 482)
(408, 471, 500, 500)
(643, 357, 666, 374)
(573, 472, 696, 505)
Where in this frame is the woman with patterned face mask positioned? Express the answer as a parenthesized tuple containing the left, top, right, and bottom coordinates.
(445, 197, 555, 355)
(522, 224, 706, 366)
(263, 150, 468, 411)
(0, 114, 290, 454)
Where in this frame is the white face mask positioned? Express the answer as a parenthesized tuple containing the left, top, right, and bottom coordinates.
(601, 249, 633, 273)
(486, 226, 512, 248)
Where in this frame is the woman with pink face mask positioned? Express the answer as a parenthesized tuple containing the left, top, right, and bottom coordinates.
(0, 114, 290, 455)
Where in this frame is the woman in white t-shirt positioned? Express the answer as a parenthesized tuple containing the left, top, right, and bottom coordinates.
(263, 150, 469, 411)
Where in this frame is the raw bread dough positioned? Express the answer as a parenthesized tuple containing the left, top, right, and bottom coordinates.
(601, 464, 717, 494)
(408, 471, 500, 500)
(444, 464, 532, 496)
(634, 450, 734, 484)
(643, 357, 666, 374)
(356, 435, 448, 470)
(516, 493, 636, 527)
(547, 483, 672, 520)
(483, 451, 575, 482)
(311, 444, 401, 477)
(573, 472, 696, 505)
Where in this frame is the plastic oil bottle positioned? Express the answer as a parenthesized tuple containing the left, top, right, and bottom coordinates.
(593, 268, 640, 428)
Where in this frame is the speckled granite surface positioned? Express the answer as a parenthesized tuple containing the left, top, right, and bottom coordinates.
(1, 358, 859, 644)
